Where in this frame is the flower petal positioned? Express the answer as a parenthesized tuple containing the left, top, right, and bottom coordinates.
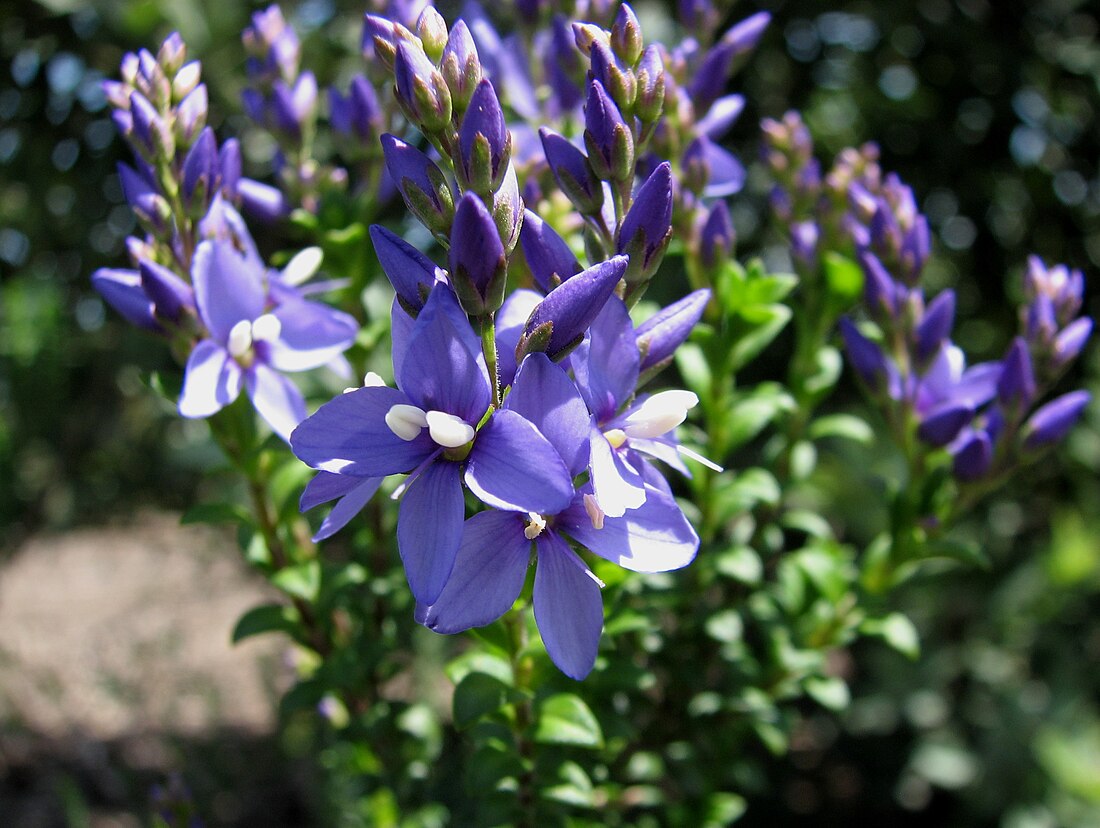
(246, 363, 307, 442)
(397, 459, 464, 605)
(495, 288, 542, 388)
(178, 339, 241, 418)
(420, 510, 531, 634)
(571, 296, 639, 422)
(268, 299, 358, 372)
(533, 532, 603, 680)
(398, 284, 491, 422)
(560, 487, 698, 573)
(192, 239, 266, 343)
(301, 473, 383, 541)
(290, 385, 436, 476)
(588, 430, 646, 518)
(507, 353, 592, 477)
(465, 409, 574, 514)
(391, 297, 416, 382)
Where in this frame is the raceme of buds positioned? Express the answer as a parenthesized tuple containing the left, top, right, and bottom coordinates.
(458, 79, 512, 197)
(449, 192, 508, 316)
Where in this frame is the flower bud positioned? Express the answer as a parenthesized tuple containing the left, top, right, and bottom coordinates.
(416, 5, 449, 63)
(915, 289, 956, 363)
(997, 337, 1036, 411)
(917, 402, 972, 448)
(953, 431, 992, 481)
(634, 45, 666, 123)
(618, 161, 673, 295)
(840, 318, 894, 396)
(381, 134, 456, 236)
(449, 192, 508, 316)
(440, 20, 482, 114)
(140, 259, 193, 323)
(590, 40, 636, 114)
(583, 79, 634, 184)
(157, 32, 187, 77)
(174, 83, 208, 148)
(610, 4, 644, 66)
(458, 79, 511, 197)
(172, 61, 202, 102)
(519, 209, 581, 291)
(636, 289, 711, 377)
(1051, 317, 1093, 371)
(370, 224, 446, 314)
(1023, 390, 1091, 450)
(540, 127, 604, 215)
(492, 164, 525, 254)
(394, 41, 453, 133)
(699, 201, 734, 270)
(181, 126, 218, 209)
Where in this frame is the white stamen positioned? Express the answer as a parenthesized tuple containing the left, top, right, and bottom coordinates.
(227, 319, 253, 357)
(385, 403, 428, 441)
(524, 511, 546, 540)
(622, 390, 699, 439)
(363, 371, 386, 387)
(425, 410, 475, 448)
(585, 568, 606, 589)
(677, 443, 724, 473)
(583, 493, 605, 530)
(281, 246, 323, 286)
(342, 387, 358, 394)
(251, 313, 282, 342)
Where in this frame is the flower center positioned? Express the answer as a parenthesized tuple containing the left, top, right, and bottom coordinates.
(523, 511, 546, 540)
(385, 404, 475, 448)
(227, 313, 282, 362)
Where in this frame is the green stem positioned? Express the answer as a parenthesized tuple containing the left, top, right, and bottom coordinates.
(506, 610, 537, 828)
(480, 313, 501, 409)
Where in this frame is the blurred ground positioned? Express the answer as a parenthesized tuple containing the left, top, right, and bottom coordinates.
(0, 513, 306, 827)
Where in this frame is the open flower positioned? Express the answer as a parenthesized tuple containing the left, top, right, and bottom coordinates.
(291, 285, 574, 604)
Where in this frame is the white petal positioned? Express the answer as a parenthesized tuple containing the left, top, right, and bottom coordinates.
(623, 390, 699, 438)
(280, 246, 323, 285)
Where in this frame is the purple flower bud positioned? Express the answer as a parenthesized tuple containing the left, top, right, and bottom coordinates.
(172, 61, 202, 101)
(860, 251, 899, 322)
(519, 256, 628, 360)
(611, 4, 644, 65)
(459, 79, 511, 196)
(1026, 293, 1057, 345)
(618, 161, 673, 288)
(441, 20, 482, 113)
(449, 192, 507, 316)
(237, 177, 287, 222)
(547, 15, 583, 111)
(220, 138, 241, 195)
(697, 94, 745, 138)
(181, 126, 218, 207)
(381, 134, 455, 236)
(539, 127, 603, 215)
(394, 41, 452, 133)
(900, 215, 930, 282)
(362, 14, 401, 65)
(491, 163, 525, 254)
(590, 40, 636, 113)
(1026, 255, 1084, 324)
(700, 200, 734, 269)
(139, 259, 193, 322)
(915, 289, 956, 363)
(519, 209, 581, 291)
(790, 220, 819, 265)
(584, 79, 634, 183)
(997, 337, 1036, 410)
(636, 288, 711, 375)
(157, 32, 187, 75)
(634, 44, 666, 124)
(117, 161, 161, 227)
(953, 431, 992, 481)
(92, 268, 158, 331)
(1023, 390, 1091, 450)
(416, 5, 448, 62)
(271, 73, 317, 138)
(1052, 317, 1093, 370)
(330, 75, 380, 142)
(370, 224, 444, 313)
(687, 12, 770, 111)
(175, 83, 208, 147)
(840, 317, 894, 395)
(128, 91, 163, 156)
(917, 402, 973, 448)
(681, 137, 710, 194)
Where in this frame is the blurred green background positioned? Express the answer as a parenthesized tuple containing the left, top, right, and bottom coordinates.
(1, 0, 1097, 825)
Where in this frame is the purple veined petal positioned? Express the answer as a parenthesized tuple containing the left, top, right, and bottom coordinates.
(519, 208, 581, 292)
(290, 385, 436, 476)
(398, 284, 492, 422)
(701, 142, 746, 197)
(696, 94, 745, 138)
(420, 510, 532, 634)
(268, 299, 358, 372)
(191, 239, 266, 343)
(465, 409, 575, 514)
(571, 296, 639, 422)
(507, 353, 593, 477)
(139, 260, 193, 322)
(559, 485, 698, 573)
(588, 430, 646, 518)
(236, 177, 288, 222)
(92, 268, 158, 331)
(179, 339, 242, 418)
(522, 256, 628, 359)
(533, 531, 603, 680)
(397, 459, 464, 605)
(917, 402, 973, 448)
(308, 475, 383, 542)
(301, 470, 369, 511)
(1023, 390, 1091, 450)
(496, 288, 542, 388)
(635, 289, 711, 374)
(245, 362, 307, 442)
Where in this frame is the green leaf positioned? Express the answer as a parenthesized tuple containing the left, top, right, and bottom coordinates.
(881, 613, 920, 659)
(703, 792, 748, 827)
(729, 305, 792, 372)
(675, 342, 712, 395)
(744, 273, 798, 306)
(805, 676, 851, 711)
(231, 603, 299, 644)
(181, 501, 252, 526)
(788, 440, 818, 480)
(724, 385, 796, 449)
(809, 413, 874, 445)
(271, 560, 322, 602)
(823, 252, 864, 304)
(714, 545, 763, 585)
(445, 650, 514, 686)
(713, 468, 781, 525)
(705, 610, 743, 644)
(541, 761, 596, 808)
(534, 693, 604, 749)
(921, 538, 991, 570)
(452, 672, 524, 729)
(802, 346, 843, 397)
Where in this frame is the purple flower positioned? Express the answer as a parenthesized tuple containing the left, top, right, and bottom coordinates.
(291, 286, 574, 604)
(618, 162, 673, 290)
(419, 354, 698, 679)
(687, 12, 770, 111)
(91, 269, 159, 331)
(178, 239, 358, 441)
(915, 289, 956, 364)
(300, 470, 384, 542)
(997, 337, 1037, 410)
(329, 75, 381, 142)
